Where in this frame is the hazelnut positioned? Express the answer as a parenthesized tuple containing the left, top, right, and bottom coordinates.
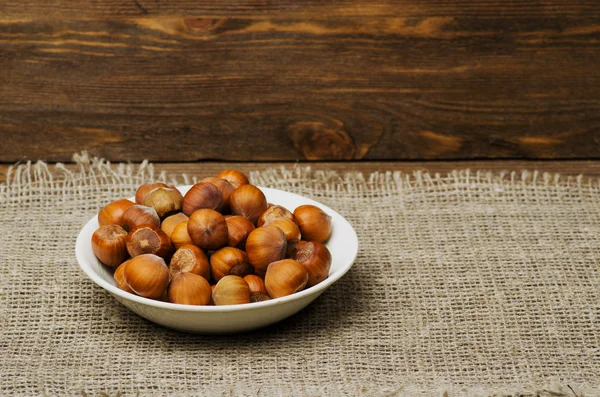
(91, 224, 129, 267)
(230, 185, 268, 225)
(264, 259, 309, 298)
(187, 209, 228, 251)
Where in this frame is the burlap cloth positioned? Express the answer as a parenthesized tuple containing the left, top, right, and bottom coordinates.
(1, 156, 599, 396)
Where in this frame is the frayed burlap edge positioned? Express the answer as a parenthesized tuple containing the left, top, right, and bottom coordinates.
(2, 152, 598, 397)
(2, 152, 600, 201)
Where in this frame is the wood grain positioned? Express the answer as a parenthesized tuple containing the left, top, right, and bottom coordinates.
(0, 1, 597, 19)
(2, 160, 600, 183)
(1, 11, 600, 161)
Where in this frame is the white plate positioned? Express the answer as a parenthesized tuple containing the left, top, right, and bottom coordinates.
(75, 186, 358, 334)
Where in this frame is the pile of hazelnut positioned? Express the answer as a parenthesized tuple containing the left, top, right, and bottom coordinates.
(91, 170, 332, 306)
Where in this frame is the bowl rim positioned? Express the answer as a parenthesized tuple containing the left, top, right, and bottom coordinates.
(75, 185, 358, 312)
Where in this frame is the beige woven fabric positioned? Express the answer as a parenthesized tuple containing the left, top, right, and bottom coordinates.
(1, 157, 599, 396)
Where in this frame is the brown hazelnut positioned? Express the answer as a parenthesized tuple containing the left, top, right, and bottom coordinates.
(266, 217, 301, 258)
(126, 224, 173, 260)
(293, 205, 332, 243)
(123, 254, 169, 299)
(230, 185, 268, 225)
(122, 204, 160, 232)
(169, 244, 210, 281)
(168, 273, 212, 305)
(212, 275, 251, 305)
(135, 183, 170, 204)
(171, 221, 194, 249)
(257, 204, 294, 227)
(98, 199, 134, 227)
(210, 247, 253, 282)
(243, 274, 270, 302)
(91, 224, 129, 267)
(187, 209, 228, 251)
(245, 225, 287, 272)
(295, 241, 332, 287)
(113, 259, 134, 293)
(143, 187, 184, 218)
(201, 177, 235, 212)
(264, 259, 309, 298)
(182, 182, 223, 216)
(224, 215, 255, 249)
(160, 213, 189, 238)
(216, 170, 249, 189)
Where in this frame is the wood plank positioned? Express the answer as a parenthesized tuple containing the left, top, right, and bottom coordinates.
(1, 16, 600, 161)
(3, 160, 600, 183)
(0, 1, 597, 19)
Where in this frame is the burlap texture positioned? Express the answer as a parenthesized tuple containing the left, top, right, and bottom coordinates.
(1, 156, 599, 396)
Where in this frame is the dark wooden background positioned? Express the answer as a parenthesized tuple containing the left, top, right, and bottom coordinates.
(1, 1, 600, 163)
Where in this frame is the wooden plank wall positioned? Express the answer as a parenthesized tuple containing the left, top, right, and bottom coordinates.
(1, 1, 599, 162)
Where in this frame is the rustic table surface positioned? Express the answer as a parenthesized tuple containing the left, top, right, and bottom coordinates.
(2, 1, 599, 164)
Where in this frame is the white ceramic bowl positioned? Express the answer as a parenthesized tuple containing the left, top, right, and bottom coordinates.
(76, 186, 358, 334)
